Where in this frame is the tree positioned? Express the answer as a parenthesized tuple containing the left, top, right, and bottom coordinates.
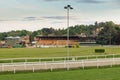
(19, 30, 30, 36)
(96, 21, 118, 45)
(114, 32, 120, 45)
(30, 31, 38, 41)
(0, 32, 7, 40)
(41, 28, 54, 36)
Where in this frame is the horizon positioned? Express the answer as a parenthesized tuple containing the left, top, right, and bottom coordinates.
(0, 0, 120, 32)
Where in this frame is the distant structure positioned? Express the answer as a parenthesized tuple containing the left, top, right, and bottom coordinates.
(35, 36, 96, 47)
(5, 36, 21, 47)
(35, 36, 79, 47)
(5, 35, 30, 48)
(0, 41, 6, 48)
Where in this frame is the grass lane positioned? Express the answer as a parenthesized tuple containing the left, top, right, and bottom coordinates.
(0, 67, 120, 80)
(0, 47, 120, 59)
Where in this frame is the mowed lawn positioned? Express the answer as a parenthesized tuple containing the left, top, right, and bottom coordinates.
(0, 46, 120, 58)
(0, 67, 120, 80)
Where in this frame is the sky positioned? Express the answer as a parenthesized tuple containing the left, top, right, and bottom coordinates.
(0, 0, 120, 32)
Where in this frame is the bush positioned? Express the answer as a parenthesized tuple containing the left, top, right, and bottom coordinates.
(95, 49, 105, 53)
(76, 44, 80, 48)
(72, 45, 76, 48)
(71, 44, 80, 48)
(65, 44, 80, 48)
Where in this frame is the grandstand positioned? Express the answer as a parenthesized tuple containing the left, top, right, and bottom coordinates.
(35, 36, 79, 47)
(35, 36, 96, 47)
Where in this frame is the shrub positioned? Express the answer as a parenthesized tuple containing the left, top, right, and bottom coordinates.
(95, 49, 105, 53)
(72, 45, 76, 48)
(76, 44, 80, 48)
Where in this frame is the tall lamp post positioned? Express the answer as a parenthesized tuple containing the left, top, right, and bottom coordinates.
(64, 5, 73, 60)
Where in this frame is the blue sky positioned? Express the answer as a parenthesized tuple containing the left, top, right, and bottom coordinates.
(0, 0, 120, 32)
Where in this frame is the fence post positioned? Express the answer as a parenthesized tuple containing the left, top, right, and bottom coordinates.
(52, 58, 54, 62)
(105, 55, 107, 59)
(50, 64, 53, 71)
(87, 56, 89, 60)
(96, 56, 98, 60)
(67, 62, 69, 71)
(13, 65, 16, 74)
(73, 57, 75, 61)
(97, 59, 99, 69)
(24, 63, 26, 70)
(39, 59, 41, 62)
(82, 60, 84, 70)
(11, 59, 13, 63)
(111, 58, 115, 67)
(2, 64, 4, 72)
(110, 59, 113, 67)
(75, 57, 77, 61)
(44, 62, 47, 70)
(113, 54, 115, 59)
(32, 64, 34, 72)
(113, 57, 115, 65)
(111, 54, 115, 67)
(25, 59, 27, 63)
(64, 61, 66, 68)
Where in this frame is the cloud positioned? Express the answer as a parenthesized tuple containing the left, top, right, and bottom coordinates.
(43, 0, 105, 3)
(0, 16, 79, 22)
(115, 0, 120, 2)
(42, 16, 79, 20)
(114, 0, 120, 4)
(52, 21, 64, 24)
(0, 17, 43, 22)
(44, 0, 67, 1)
(42, 16, 66, 20)
(43, 0, 120, 5)
(23, 17, 42, 21)
(0, 19, 18, 21)
(0, 20, 9, 21)
(77, 0, 106, 3)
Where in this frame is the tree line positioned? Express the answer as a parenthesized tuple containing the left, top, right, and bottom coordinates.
(0, 21, 120, 45)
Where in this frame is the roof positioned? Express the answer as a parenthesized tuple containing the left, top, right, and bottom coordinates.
(5, 36, 20, 39)
(36, 35, 80, 38)
(36, 35, 96, 39)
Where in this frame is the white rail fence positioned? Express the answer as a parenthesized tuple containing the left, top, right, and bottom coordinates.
(0, 58, 120, 73)
(0, 54, 120, 63)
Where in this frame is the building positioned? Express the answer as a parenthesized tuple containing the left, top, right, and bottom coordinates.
(5, 36, 21, 47)
(5, 35, 30, 47)
(35, 35, 96, 47)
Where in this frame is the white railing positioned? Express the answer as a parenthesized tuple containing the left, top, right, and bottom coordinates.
(0, 54, 119, 63)
(0, 58, 120, 73)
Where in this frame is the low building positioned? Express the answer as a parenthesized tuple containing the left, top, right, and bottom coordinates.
(5, 36, 30, 47)
(5, 36, 20, 47)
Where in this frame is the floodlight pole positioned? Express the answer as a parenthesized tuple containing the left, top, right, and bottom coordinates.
(64, 5, 73, 60)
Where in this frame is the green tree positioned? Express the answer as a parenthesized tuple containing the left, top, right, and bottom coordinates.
(0, 32, 7, 40)
(96, 21, 118, 45)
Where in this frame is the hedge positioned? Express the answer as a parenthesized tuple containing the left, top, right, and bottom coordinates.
(95, 49, 105, 53)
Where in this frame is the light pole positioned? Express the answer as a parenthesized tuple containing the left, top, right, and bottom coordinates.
(64, 5, 73, 60)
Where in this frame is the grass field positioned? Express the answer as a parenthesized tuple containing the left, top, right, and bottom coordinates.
(0, 67, 120, 80)
(0, 46, 120, 59)
(0, 47, 120, 80)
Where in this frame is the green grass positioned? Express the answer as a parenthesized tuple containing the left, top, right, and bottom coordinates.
(0, 46, 120, 59)
(0, 67, 120, 80)
(0, 47, 120, 80)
